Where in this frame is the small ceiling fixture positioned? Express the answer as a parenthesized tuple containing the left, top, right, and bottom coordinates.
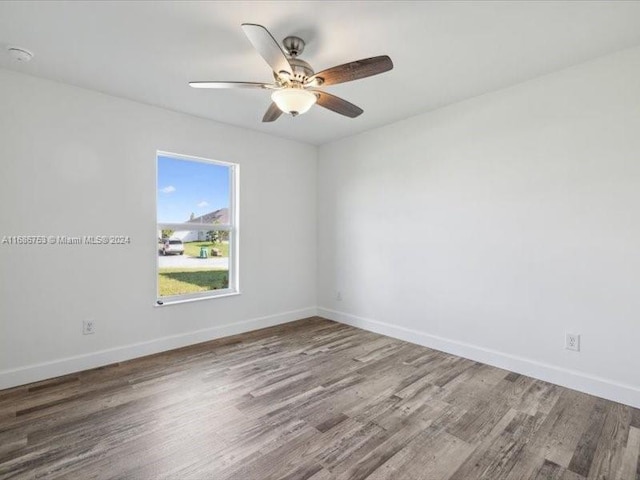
(7, 47, 34, 62)
(189, 23, 393, 122)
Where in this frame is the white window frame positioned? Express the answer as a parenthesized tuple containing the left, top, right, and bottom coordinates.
(155, 150, 239, 306)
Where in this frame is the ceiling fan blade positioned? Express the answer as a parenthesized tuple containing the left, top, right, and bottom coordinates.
(308, 55, 393, 86)
(262, 102, 283, 122)
(313, 91, 363, 118)
(241, 23, 293, 77)
(262, 102, 282, 122)
(189, 81, 270, 89)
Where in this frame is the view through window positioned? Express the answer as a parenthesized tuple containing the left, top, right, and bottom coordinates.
(156, 152, 238, 303)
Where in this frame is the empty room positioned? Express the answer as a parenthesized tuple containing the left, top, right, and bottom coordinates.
(1, 1, 640, 479)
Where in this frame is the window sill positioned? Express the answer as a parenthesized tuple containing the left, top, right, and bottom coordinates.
(155, 290, 241, 307)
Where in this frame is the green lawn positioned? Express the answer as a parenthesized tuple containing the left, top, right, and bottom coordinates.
(158, 268, 228, 296)
(183, 241, 229, 258)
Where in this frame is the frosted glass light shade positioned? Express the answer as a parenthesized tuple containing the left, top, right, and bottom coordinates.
(271, 88, 317, 116)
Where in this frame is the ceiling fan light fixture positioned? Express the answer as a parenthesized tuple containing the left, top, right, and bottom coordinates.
(271, 88, 317, 116)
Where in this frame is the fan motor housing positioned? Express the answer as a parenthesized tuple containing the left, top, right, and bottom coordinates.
(279, 36, 314, 83)
(289, 57, 314, 80)
(273, 57, 314, 84)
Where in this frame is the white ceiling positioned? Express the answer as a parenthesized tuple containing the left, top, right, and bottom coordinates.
(2, 1, 640, 145)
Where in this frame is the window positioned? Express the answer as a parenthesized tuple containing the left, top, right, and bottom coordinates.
(156, 151, 238, 304)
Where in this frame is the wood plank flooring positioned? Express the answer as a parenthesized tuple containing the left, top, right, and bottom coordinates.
(1, 317, 639, 480)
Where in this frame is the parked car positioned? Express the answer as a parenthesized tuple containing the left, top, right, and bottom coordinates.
(159, 238, 184, 255)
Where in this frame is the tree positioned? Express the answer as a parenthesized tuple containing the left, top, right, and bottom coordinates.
(161, 229, 174, 239)
(207, 219, 222, 244)
(207, 230, 221, 243)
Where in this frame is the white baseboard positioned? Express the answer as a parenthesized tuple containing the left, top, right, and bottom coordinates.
(318, 307, 640, 410)
(0, 307, 318, 390)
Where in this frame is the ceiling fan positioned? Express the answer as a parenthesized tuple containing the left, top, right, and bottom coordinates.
(189, 23, 393, 122)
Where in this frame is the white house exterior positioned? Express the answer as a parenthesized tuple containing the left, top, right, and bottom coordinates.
(171, 230, 206, 242)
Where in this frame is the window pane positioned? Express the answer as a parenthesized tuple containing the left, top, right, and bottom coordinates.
(157, 155, 230, 225)
(156, 152, 237, 303)
(157, 235, 229, 297)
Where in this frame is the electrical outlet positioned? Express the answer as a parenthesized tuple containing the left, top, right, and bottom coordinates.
(336, 291, 343, 301)
(83, 320, 95, 335)
(565, 333, 580, 351)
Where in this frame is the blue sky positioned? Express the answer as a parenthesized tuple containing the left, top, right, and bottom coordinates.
(157, 155, 230, 223)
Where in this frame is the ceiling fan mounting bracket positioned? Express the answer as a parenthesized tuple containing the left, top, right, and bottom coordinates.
(283, 36, 305, 57)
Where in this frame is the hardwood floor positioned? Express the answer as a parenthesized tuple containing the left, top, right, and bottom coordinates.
(1, 317, 639, 480)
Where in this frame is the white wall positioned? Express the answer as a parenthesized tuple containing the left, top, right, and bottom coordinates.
(3, 45, 640, 409)
(0, 69, 317, 388)
(317, 46, 640, 408)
